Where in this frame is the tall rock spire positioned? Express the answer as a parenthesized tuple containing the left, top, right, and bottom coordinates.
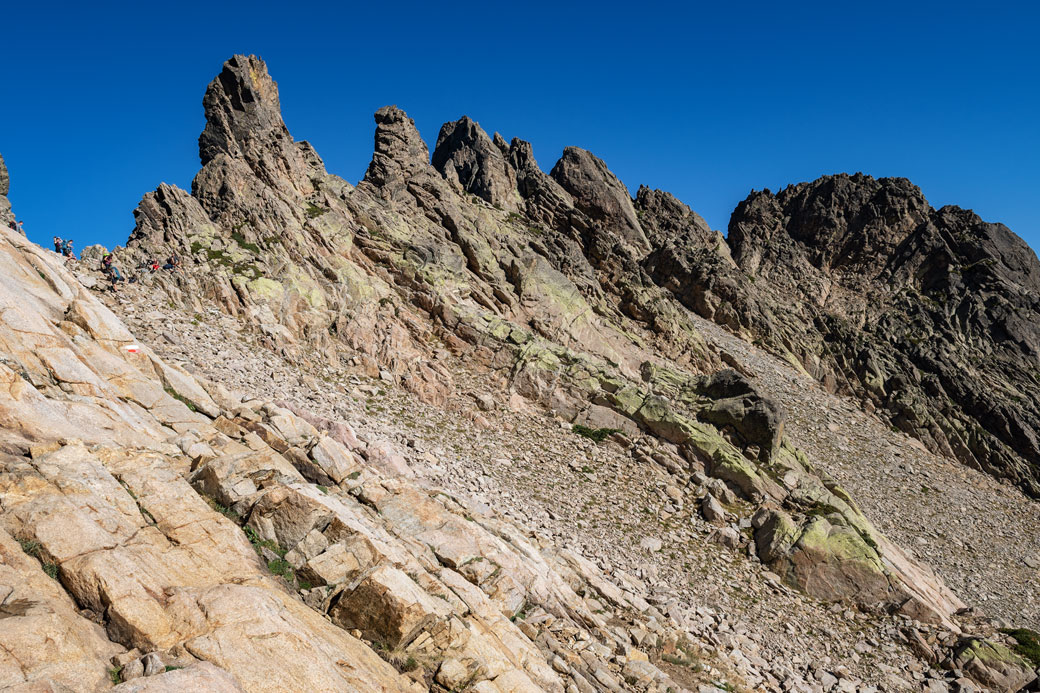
(199, 54, 288, 166)
(196, 55, 315, 199)
(361, 106, 433, 195)
(0, 153, 15, 231)
(550, 147, 649, 256)
(431, 116, 520, 211)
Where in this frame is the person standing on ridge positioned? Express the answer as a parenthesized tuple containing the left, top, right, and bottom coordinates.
(53, 236, 63, 253)
(63, 239, 75, 259)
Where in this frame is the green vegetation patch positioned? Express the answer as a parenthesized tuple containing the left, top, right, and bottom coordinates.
(19, 538, 59, 580)
(572, 425, 621, 442)
(231, 231, 260, 253)
(204, 496, 241, 523)
(1001, 628, 1040, 668)
(164, 387, 198, 412)
(305, 203, 328, 219)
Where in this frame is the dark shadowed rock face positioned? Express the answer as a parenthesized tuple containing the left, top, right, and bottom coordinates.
(506, 138, 575, 230)
(0, 153, 9, 197)
(432, 116, 519, 211)
(722, 174, 1040, 497)
(199, 54, 290, 167)
(635, 186, 714, 249)
(729, 174, 930, 277)
(550, 147, 650, 256)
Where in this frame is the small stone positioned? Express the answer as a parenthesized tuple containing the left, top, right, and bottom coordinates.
(639, 537, 663, 553)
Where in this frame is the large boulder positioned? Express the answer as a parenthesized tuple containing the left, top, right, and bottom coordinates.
(953, 639, 1037, 693)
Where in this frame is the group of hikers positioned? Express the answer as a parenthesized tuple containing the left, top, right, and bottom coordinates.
(52, 235, 76, 259)
(47, 234, 182, 290)
(100, 252, 182, 290)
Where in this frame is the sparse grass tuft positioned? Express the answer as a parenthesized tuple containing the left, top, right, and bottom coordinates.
(572, 425, 620, 442)
(205, 496, 241, 523)
(19, 538, 59, 580)
(18, 538, 41, 556)
(305, 203, 328, 219)
(267, 557, 295, 581)
(231, 231, 260, 253)
(164, 387, 198, 412)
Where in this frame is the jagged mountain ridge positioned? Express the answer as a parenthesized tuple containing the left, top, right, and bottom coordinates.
(111, 51, 1029, 623)
(1, 53, 1038, 693)
(723, 175, 1040, 498)
(126, 55, 1040, 500)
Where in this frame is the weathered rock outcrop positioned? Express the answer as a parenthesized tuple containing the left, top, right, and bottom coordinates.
(723, 174, 1040, 498)
(0, 152, 14, 231)
(106, 56, 981, 626)
(432, 116, 520, 211)
(550, 147, 650, 257)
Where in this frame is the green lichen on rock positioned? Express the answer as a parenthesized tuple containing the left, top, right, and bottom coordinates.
(1000, 628, 1040, 668)
(248, 277, 285, 301)
(960, 639, 1030, 668)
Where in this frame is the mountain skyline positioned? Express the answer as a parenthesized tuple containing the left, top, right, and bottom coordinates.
(2, 1, 1037, 253)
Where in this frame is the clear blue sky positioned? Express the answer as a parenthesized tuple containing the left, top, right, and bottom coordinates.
(2, 1, 1037, 252)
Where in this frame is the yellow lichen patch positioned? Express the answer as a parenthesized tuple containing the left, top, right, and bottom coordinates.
(248, 278, 284, 301)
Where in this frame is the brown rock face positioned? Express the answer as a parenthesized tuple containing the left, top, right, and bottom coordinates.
(724, 174, 1040, 497)
(128, 183, 216, 252)
(432, 116, 520, 211)
(0, 153, 9, 197)
(361, 105, 435, 195)
(550, 146, 650, 256)
(198, 55, 303, 184)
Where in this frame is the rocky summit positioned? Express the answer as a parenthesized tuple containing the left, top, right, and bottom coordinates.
(0, 54, 1038, 693)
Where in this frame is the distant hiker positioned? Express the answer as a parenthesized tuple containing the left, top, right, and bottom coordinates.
(16, 221, 24, 234)
(163, 254, 181, 271)
(149, 258, 160, 272)
(53, 236, 63, 253)
(63, 239, 75, 259)
(101, 253, 124, 288)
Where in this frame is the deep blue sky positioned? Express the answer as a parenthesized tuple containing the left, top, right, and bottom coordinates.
(2, 1, 1037, 252)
